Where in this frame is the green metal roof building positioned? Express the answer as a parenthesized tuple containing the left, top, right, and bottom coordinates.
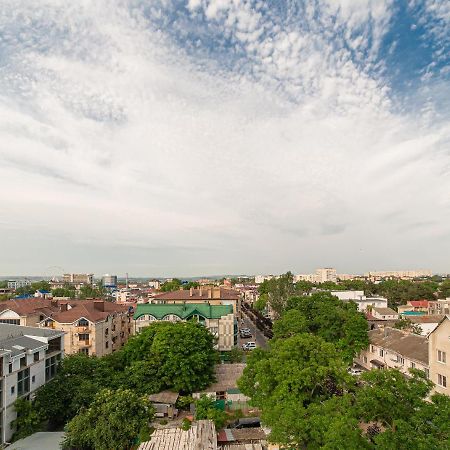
(133, 303, 234, 321)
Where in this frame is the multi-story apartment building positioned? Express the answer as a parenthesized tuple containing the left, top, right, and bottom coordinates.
(0, 324, 65, 444)
(315, 268, 337, 283)
(355, 327, 429, 376)
(102, 274, 117, 287)
(364, 270, 432, 281)
(134, 303, 236, 350)
(428, 316, 450, 396)
(152, 287, 241, 316)
(62, 273, 94, 285)
(0, 299, 133, 357)
(7, 280, 32, 290)
(428, 299, 450, 316)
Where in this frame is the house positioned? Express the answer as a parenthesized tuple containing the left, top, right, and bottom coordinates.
(133, 303, 236, 351)
(428, 316, 450, 396)
(403, 315, 444, 336)
(330, 291, 388, 313)
(371, 307, 399, 320)
(217, 427, 266, 449)
(0, 299, 134, 357)
(397, 300, 429, 314)
(34, 290, 52, 299)
(0, 324, 65, 444)
(148, 391, 179, 419)
(153, 287, 241, 316)
(355, 327, 429, 376)
(428, 299, 450, 316)
(138, 420, 217, 450)
(193, 364, 250, 406)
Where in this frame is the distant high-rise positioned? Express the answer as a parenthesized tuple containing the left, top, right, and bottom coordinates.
(102, 274, 118, 287)
(315, 268, 337, 283)
(63, 273, 94, 285)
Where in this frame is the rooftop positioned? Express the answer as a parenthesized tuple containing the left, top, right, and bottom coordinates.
(373, 307, 398, 316)
(154, 287, 239, 302)
(148, 390, 179, 405)
(369, 328, 428, 365)
(199, 364, 246, 393)
(134, 303, 233, 320)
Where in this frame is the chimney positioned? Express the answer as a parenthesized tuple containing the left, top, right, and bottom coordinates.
(51, 299, 59, 308)
(190, 287, 194, 297)
(60, 303, 68, 312)
(199, 287, 203, 297)
(208, 289, 212, 299)
(93, 300, 105, 312)
(213, 287, 221, 299)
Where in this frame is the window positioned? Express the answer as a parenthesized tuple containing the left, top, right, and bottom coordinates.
(410, 362, 416, 369)
(379, 349, 384, 357)
(45, 355, 59, 381)
(437, 374, 447, 388)
(78, 348, 89, 355)
(437, 350, 447, 364)
(8, 363, 13, 374)
(0, 319, 20, 325)
(370, 345, 375, 353)
(10, 386, 15, 395)
(17, 368, 30, 396)
(105, 328, 109, 336)
(105, 341, 109, 349)
(33, 352, 39, 362)
(31, 375, 35, 384)
(363, 356, 367, 363)
(20, 357, 26, 368)
(397, 356, 404, 365)
(425, 368, 430, 379)
(78, 319, 89, 327)
(78, 334, 89, 341)
(0, 380, 3, 407)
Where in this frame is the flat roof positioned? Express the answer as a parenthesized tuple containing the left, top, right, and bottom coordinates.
(8, 432, 65, 450)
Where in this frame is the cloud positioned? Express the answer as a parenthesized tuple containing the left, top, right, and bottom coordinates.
(0, 0, 449, 276)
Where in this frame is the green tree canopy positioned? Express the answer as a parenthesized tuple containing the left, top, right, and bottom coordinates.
(160, 278, 183, 292)
(62, 388, 154, 450)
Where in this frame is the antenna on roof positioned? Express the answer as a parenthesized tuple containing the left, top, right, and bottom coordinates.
(126, 273, 129, 289)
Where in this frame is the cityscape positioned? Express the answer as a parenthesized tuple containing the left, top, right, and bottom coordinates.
(1, 0, 450, 449)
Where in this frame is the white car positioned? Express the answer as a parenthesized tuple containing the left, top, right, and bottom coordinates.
(348, 367, 363, 376)
(243, 342, 256, 351)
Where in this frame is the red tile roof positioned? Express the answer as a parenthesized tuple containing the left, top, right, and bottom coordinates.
(154, 287, 240, 301)
(409, 300, 429, 308)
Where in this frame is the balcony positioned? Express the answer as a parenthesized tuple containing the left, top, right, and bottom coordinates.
(76, 326, 91, 332)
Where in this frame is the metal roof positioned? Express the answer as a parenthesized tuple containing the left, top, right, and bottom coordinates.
(134, 303, 233, 320)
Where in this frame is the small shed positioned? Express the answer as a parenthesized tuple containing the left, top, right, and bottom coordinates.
(148, 391, 179, 418)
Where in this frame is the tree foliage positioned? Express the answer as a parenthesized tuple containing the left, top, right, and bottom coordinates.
(62, 388, 153, 450)
(194, 395, 228, 429)
(12, 398, 42, 441)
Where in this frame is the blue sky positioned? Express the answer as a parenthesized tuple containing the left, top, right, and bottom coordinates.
(0, 0, 449, 276)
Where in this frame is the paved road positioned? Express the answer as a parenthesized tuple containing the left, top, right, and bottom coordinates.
(239, 311, 269, 350)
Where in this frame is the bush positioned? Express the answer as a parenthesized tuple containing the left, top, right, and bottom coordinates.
(181, 418, 192, 431)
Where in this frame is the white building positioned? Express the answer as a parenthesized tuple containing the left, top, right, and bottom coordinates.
(0, 324, 65, 444)
(148, 280, 161, 290)
(364, 270, 432, 281)
(102, 274, 117, 287)
(330, 291, 388, 313)
(7, 280, 32, 290)
(372, 307, 399, 320)
(254, 275, 274, 284)
(293, 274, 316, 282)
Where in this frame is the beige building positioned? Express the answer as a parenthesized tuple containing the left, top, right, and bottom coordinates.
(0, 299, 133, 357)
(364, 270, 432, 281)
(134, 303, 236, 351)
(428, 316, 450, 395)
(371, 307, 399, 320)
(315, 268, 337, 283)
(355, 328, 429, 376)
(152, 287, 241, 316)
(428, 299, 450, 316)
(62, 273, 94, 285)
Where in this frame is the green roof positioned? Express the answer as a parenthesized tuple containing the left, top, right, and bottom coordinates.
(133, 303, 233, 320)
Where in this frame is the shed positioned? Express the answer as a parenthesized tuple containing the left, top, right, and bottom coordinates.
(148, 391, 179, 418)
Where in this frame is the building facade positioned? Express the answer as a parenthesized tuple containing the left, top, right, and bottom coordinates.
(0, 324, 65, 444)
(428, 316, 450, 396)
(0, 299, 133, 357)
(133, 303, 236, 351)
(428, 299, 450, 316)
(62, 274, 94, 285)
(102, 274, 117, 288)
(7, 280, 32, 290)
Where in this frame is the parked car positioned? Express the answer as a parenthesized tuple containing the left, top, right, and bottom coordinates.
(240, 328, 251, 333)
(230, 417, 261, 429)
(240, 331, 252, 338)
(242, 342, 256, 351)
(348, 367, 363, 376)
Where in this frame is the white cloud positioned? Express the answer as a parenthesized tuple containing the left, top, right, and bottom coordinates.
(0, 0, 449, 275)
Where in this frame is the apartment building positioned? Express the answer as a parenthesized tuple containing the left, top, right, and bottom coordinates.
(62, 273, 94, 285)
(134, 303, 236, 351)
(355, 328, 429, 376)
(315, 268, 337, 283)
(428, 316, 450, 395)
(7, 280, 31, 290)
(152, 287, 241, 316)
(428, 299, 450, 316)
(0, 299, 133, 357)
(0, 324, 65, 444)
(364, 270, 432, 281)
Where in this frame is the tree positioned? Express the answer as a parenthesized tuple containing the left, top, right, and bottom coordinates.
(272, 309, 307, 339)
(79, 284, 105, 299)
(253, 293, 268, 312)
(12, 398, 42, 441)
(439, 279, 450, 299)
(0, 280, 7, 288)
(194, 395, 228, 429)
(122, 321, 217, 393)
(238, 333, 351, 447)
(62, 388, 154, 450)
(160, 279, 182, 292)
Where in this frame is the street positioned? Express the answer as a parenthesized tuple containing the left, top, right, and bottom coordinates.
(239, 310, 269, 350)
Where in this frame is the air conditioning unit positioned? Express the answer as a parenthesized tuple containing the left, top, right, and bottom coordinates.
(74, 333, 78, 336)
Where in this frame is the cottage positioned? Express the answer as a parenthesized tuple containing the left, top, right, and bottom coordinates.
(148, 391, 179, 419)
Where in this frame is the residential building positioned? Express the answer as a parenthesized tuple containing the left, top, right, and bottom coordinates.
(315, 268, 337, 283)
(148, 391, 179, 419)
(331, 291, 388, 313)
(371, 307, 399, 320)
(398, 300, 430, 314)
(293, 274, 316, 282)
(133, 303, 236, 351)
(428, 316, 450, 396)
(254, 275, 274, 284)
(7, 280, 31, 290)
(355, 328, 429, 376)
(62, 274, 94, 285)
(0, 299, 133, 357)
(0, 324, 65, 444)
(428, 299, 450, 316)
(364, 270, 432, 281)
(405, 315, 444, 336)
(148, 279, 161, 290)
(102, 274, 117, 288)
(152, 287, 241, 316)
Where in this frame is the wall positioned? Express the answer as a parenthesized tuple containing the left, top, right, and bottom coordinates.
(429, 319, 450, 396)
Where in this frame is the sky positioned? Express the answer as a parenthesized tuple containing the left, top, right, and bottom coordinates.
(0, 0, 449, 277)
